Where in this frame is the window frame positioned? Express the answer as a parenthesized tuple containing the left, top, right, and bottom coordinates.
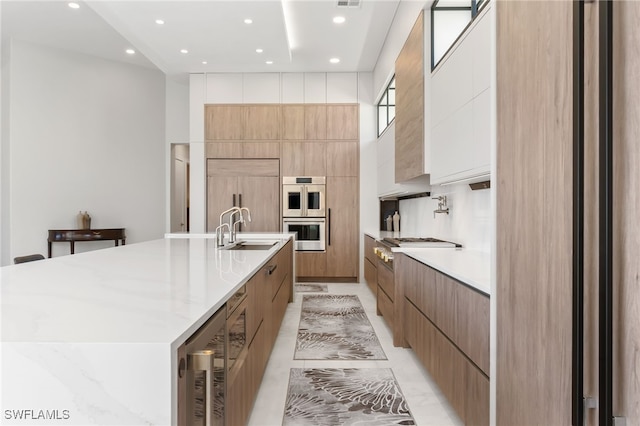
(377, 76, 396, 137)
(431, 0, 489, 70)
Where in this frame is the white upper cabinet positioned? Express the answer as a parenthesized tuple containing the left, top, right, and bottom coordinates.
(429, 5, 493, 185)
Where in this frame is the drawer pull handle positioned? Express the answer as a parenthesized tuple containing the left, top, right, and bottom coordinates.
(267, 265, 277, 275)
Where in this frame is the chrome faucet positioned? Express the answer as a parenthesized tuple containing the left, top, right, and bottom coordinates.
(215, 223, 230, 247)
(433, 195, 450, 218)
(218, 207, 242, 245)
(229, 209, 244, 243)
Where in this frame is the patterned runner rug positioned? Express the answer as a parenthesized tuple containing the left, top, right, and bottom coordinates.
(295, 294, 386, 360)
(295, 283, 328, 293)
(283, 368, 415, 425)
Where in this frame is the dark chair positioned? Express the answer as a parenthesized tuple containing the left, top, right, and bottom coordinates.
(13, 254, 45, 264)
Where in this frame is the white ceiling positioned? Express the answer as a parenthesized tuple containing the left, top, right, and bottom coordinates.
(2, 0, 403, 78)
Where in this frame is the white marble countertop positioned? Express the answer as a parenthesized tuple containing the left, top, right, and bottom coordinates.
(364, 230, 490, 295)
(0, 233, 292, 425)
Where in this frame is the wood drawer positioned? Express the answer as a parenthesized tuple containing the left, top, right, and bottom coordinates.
(377, 260, 394, 301)
(377, 285, 394, 329)
(364, 258, 377, 296)
(405, 302, 489, 426)
(403, 256, 437, 321)
(364, 235, 377, 264)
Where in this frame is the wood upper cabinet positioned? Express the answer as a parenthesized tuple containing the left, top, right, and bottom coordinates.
(326, 104, 359, 140)
(325, 176, 358, 279)
(206, 159, 280, 232)
(326, 141, 358, 176)
(282, 105, 305, 140)
(205, 105, 244, 140)
(395, 11, 425, 182)
(280, 141, 326, 176)
(304, 105, 327, 140)
(206, 142, 279, 159)
(245, 105, 280, 139)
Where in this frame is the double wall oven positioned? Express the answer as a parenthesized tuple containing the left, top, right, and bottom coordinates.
(282, 177, 326, 251)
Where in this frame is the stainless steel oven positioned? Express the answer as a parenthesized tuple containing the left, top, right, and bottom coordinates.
(282, 176, 326, 217)
(283, 218, 325, 251)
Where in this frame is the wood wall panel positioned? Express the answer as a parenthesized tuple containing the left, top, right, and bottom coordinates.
(282, 105, 305, 140)
(395, 11, 424, 182)
(245, 105, 280, 139)
(205, 105, 244, 140)
(496, 1, 573, 424)
(613, 1, 640, 420)
(326, 142, 358, 177)
(206, 142, 242, 159)
(243, 142, 280, 159)
(326, 104, 359, 140)
(304, 105, 327, 140)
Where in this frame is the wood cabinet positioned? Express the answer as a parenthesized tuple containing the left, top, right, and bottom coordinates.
(397, 253, 489, 424)
(282, 105, 305, 140)
(376, 260, 394, 328)
(205, 105, 244, 140)
(326, 104, 359, 140)
(325, 177, 358, 279)
(304, 104, 327, 140)
(395, 11, 425, 182)
(326, 141, 358, 176)
(363, 235, 377, 295)
(206, 159, 280, 232)
(206, 142, 280, 159)
(205, 105, 281, 141)
(280, 141, 326, 176)
(245, 105, 280, 139)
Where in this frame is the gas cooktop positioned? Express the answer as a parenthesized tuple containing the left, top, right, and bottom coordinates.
(382, 237, 461, 248)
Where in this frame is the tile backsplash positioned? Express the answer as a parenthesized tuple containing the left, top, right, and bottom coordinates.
(398, 183, 491, 252)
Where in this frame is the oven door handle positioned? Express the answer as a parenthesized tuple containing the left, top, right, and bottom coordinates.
(187, 350, 215, 425)
(302, 186, 307, 216)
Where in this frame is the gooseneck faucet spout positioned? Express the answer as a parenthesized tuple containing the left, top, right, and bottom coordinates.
(433, 195, 450, 218)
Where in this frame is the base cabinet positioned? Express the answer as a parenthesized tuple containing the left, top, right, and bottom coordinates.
(398, 253, 489, 425)
(177, 241, 293, 426)
(363, 235, 377, 295)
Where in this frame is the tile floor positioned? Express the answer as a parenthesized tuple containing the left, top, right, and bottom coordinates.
(247, 282, 463, 426)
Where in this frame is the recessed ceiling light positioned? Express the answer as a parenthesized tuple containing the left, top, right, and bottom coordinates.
(125, 49, 135, 55)
(330, 57, 340, 64)
(244, 18, 253, 24)
(155, 19, 165, 25)
(202, 61, 208, 65)
(68, 2, 80, 9)
(180, 49, 189, 54)
(266, 60, 273, 65)
(256, 48, 263, 53)
(333, 16, 346, 24)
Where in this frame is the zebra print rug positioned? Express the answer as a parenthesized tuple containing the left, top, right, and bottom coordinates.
(283, 368, 415, 425)
(294, 294, 386, 360)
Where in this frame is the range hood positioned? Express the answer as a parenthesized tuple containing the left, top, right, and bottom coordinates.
(378, 174, 431, 200)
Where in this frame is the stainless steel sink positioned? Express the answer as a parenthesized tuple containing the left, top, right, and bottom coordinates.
(222, 240, 278, 250)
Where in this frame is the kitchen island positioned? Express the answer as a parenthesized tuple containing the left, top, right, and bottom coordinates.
(0, 233, 293, 425)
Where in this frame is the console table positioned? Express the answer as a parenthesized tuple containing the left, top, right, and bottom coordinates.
(47, 228, 126, 258)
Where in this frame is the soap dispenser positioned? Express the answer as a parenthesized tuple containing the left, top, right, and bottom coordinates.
(393, 211, 400, 232)
(385, 215, 393, 231)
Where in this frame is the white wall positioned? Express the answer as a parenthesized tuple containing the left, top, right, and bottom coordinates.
(399, 184, 490, 252)
(6, 40, 166, 262)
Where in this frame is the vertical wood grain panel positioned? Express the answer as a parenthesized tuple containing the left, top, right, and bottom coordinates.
(303, 142, 327, 176)
(205, 142, 242, 159)
(496, 1, 573, 424)
(326, 141, 358, 177)
(326, 104, 359, 140)
(395, 11, 424, 182)
(325, 177, 358, 278)
(245, 105, 280, 139)
(613, 1, 640, 420)
(205, 105, 244, 140)
(282, 104, 305, 140)
(305, 104, 327, 140)
(242, 142, 280, 159)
